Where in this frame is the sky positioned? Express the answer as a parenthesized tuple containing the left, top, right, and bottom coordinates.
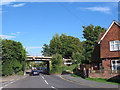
(1, 1, 118, 56)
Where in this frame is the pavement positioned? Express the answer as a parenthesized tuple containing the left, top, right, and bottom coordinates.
(2, 75, 28, 83)
(1, 74, 29, 89)
(60, 74, 119, 88)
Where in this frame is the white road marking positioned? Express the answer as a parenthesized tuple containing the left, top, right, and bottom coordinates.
(0, 87, 3, 89)
(51, 86, 55, 88)
(10, 82, 13, 84)
(10, 81, 16, 84)
(41, 76, 44, 79)
(51, 86, 59, 90)
(44, 80, 48, 85)
(4, 84, 8, 87)
(3, 80, 16, 88)
(2, 82, 9, 85)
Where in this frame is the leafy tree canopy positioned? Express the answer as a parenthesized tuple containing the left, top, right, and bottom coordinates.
(42, 33, 82, 59)
(82, 25, 106, 63)
(2, 39, 26, 76)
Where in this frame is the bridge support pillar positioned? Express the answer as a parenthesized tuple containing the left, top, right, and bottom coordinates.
(47, 61, 50, 75)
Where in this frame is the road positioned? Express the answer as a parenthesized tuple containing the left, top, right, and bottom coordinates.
(2, 74, 93, 89)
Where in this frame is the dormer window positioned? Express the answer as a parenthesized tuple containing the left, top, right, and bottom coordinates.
(109, 40, 120, 51)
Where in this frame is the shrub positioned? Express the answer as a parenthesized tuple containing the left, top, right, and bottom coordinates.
(16, 71, 24, 75)
(50, 53, 63, 74)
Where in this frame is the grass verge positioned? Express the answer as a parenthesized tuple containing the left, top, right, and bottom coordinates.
(86, 77, 120, 86)
(71, 74, 81, 78)
(71, 74, 120, 86)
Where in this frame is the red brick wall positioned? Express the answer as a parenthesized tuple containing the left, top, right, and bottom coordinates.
(102, 59, 111, 70)
(89, 73, 118, 79)
(100, 23, 120, 58)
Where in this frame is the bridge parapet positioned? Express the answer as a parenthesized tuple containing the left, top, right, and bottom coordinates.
(27, 56, 52, 61)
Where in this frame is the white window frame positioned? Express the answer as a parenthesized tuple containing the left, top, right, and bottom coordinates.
(111, 60, 120, 73)
(109, 40, 120, 51)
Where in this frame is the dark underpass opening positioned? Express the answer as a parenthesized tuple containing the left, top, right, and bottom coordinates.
(26, 60, 50, 75)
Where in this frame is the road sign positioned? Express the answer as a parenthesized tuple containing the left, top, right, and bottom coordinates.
(75, 60, 77, 64)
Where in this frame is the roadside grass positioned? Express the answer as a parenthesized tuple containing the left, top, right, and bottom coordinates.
(71, 74, 81, 78)
(86, 77, 120, 86)
(71, 74, 120, 86)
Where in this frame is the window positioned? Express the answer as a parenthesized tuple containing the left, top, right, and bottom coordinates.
(111, 60, 120, 72)
(109, 40, 120, 51)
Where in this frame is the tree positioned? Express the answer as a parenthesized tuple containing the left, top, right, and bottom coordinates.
(50, 53, 63, 73)
(82, 25, 106, 63)
(72, 52, 85, 64)
(0, 37, 2, 76)
(41, 44, 50, 56)
(2, 39, 26, 76)
(42, 33, 82, 59)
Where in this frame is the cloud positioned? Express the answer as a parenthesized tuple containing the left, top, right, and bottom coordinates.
(26, 47, 43, 49)
(0, 0, 25, 8)
(11, 3, 25, 7)
(11, 33, 16, 35)
(10, 32, 21, 35)
(0, 0, 16, 6)
(0, 35, 15, 39)
(83, 7, 111, 14)
(16, 32, 21, 34)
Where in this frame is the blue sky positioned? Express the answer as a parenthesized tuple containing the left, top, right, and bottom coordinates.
(1, 2, 118, 56)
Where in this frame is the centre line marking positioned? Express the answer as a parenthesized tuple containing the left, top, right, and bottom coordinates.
(44, 80, 48, 85)
(51, 86, 55, 88)
(0, 87, 3, 89)
(41, 76, 44, 79)
(10, 82, 13, 84)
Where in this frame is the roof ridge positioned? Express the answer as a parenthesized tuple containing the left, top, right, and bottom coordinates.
(98, 20, 119, 44)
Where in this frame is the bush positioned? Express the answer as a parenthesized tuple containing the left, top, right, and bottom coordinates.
(2, 61, 13, 76)
(72, 52, 85, 64)
(2, 39, 26, 76)
(16, 71, 24, 75)
(50, 66, 63, 74)
(62, 64, 76, 72)
(50, 53, 63, 74)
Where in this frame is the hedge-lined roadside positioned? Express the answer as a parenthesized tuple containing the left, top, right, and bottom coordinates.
(1, 39, 26, 76)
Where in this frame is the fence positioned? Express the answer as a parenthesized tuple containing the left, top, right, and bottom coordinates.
(89, 69, 120, 79)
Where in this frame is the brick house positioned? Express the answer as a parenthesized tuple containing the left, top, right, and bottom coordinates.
(91, 20, 120, 73)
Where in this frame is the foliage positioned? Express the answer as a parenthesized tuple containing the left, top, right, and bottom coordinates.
(0, 38, 2, 76)
(41, 44, 50, 56)
(62, 64, 76, 72)
(51, 53, 63, 68)
(71, 74, 81, 78)
(82, 25, 106, 63)
(50, 53, 63, 74)
(72, 52, 85, 64)
(42, 33, 82, 59)
(2, 39, 26, 76)
(16, 71, 24, 75)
